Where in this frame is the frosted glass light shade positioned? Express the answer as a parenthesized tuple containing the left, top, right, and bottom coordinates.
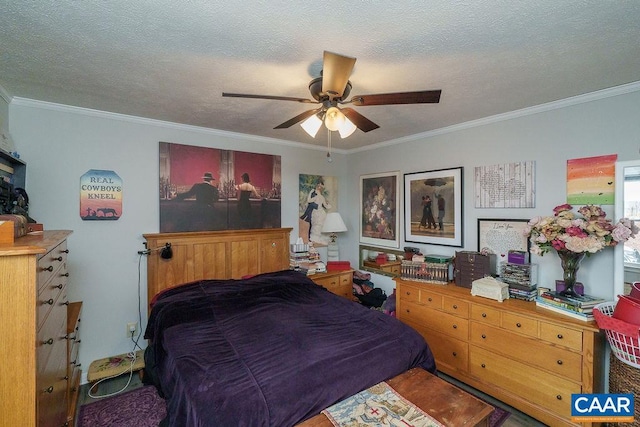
(338, 117, 357, 138)
(324, 107, 345, 131)
(300, 114, 323, 137)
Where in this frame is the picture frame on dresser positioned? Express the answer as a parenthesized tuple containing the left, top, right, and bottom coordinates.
(404, 167, 463, 247)
(477, 218, 530, 262)
(359, 171, 401, 248)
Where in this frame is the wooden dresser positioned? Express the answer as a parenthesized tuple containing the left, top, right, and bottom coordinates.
(308, 269, 354, 299)
(66, 301, 83, 426)
(144, 228, 292, 303)
(0, 230, 74, 427)
(395, 278, 604, 427)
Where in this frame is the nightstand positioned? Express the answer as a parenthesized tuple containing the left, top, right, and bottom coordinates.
(308, 269, 354, 300)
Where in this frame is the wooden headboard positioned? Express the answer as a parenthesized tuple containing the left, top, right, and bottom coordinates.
(143, 228, 292, 306)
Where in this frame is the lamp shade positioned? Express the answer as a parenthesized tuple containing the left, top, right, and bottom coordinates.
(300, 114, 323, 137)
(322, 212, 347, 233)
(324, 107, 346, 131)
(338, 117, 357, 138)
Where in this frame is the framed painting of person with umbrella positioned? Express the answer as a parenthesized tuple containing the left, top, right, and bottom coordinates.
(404, 167, 463, 247)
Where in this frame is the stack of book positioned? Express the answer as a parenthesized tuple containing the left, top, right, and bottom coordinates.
(290, 243, 310, 271)
(500, 262, 538, 301)
(535, 290, 606, 321)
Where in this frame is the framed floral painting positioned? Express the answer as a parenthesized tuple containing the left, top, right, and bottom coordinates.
(404, 167, 463, 247)
(359, 171, 400, 248)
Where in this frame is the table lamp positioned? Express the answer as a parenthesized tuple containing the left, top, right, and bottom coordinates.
(322, 212, 347, 261)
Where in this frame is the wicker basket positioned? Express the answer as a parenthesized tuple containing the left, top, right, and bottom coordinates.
(609, 352, 640, 426)
(593, 302, 640, 369)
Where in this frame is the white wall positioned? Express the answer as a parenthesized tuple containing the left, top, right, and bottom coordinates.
(9, 100, 348, 382)
(343, 87, 640, 297)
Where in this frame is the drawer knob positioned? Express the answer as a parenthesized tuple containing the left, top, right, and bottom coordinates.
(406, 291, 411, 295)
(76, 339, 82, 344)
(557, 360, 563, 365)
(557, 334, 563, 339)
(43, 266, 54, 272)
(45, 386, 54, 394)
(481, 363, 486, 368)
(516, 322, 522, 328)
(62, 272, 70, 277)
(452, 351, 457, 357)
(42, 338, 54, 345)
(54, 256, 63, 262)
(452, 324, 457, 329)
(63, 301, 70, 306)
(54, 284, 63, 289)
(481, 334, 486, 339)
(428, 297, 432, 302)
(482, 313, 487, 318)
(556, 395, 562, 400)
(43, 298, 54, 305)
(62, 249, 70, 253)
(453, 304, 458, 309)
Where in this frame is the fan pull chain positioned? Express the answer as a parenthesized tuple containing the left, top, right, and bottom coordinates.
(326, 130, 333, 163)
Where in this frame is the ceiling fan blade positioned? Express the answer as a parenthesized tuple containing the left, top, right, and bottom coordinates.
(341, 108, 379, 133)
(321, 51, 356, 98)
(274, 108, 321, 129)
(350, 90, 441, 106)
(222, 92, 317, 104)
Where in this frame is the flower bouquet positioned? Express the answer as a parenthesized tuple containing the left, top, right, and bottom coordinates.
(525, 204, 638, 297)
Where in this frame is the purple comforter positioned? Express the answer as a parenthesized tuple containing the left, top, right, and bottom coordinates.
(144, 270, 435, 427)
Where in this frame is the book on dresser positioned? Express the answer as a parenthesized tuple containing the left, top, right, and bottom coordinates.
(535, 298, 595, 321)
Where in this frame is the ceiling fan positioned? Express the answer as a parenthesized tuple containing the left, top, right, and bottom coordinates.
(222, 51, 441, 138)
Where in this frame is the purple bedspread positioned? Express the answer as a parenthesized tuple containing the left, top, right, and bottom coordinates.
(144, 270, 436, 427)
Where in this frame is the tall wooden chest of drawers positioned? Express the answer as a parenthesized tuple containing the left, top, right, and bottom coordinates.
(395, 278, 604, 427)
(0, 230, 73, 427)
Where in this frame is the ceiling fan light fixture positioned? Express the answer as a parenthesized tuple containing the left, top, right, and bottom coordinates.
(324, 106, 345, 131)
(338, 117, 357, 138)
(300, 114, 323, 137)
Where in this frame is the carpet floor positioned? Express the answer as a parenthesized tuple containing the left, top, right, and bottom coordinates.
(77, 384, 510, 427)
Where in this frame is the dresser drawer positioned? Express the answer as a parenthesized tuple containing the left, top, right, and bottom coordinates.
(501, 312, 537, 337)
(37, 275, 67, 329)
(37, 376, 68, 427)
(470, 322, 582, 382)
(539, 321, 583, 352)
(37, 240, 68, 290)
(398, 283, 421, 304)
(416, 326, 469, 373)
(470, 346, 579, 418)
(442, 296, 469, 318)
(37, 299, 67, 371)
(470, 304, 501, 326)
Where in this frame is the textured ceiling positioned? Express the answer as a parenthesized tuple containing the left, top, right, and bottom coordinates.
(1, 1, 640, 150)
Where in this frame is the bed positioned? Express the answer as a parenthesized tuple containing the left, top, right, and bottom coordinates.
(143, 269, 436, 426)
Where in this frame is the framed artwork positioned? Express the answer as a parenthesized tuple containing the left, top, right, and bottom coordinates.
(360, 171, 400, 248)
(477, 218, 530, 265)
(298, 174, 338, 246)
(474, 161, 535, 208)
(159, 142, 282, 232)
(567, 154, 617, 205)
(404, 167, 463, 247)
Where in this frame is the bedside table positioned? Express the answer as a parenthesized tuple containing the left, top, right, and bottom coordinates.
(308, 269, 354, 300)
(363, 260, 401, 275)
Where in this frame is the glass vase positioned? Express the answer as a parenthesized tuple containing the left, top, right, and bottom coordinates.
(558, 251, 586, 297)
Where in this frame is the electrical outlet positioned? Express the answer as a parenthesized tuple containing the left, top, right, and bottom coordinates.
(126, 322, 138, 337)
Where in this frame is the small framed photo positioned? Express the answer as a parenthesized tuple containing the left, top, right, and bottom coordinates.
(404, 167, 463, 247)
(360, 171, 401, 248)
(477, 218, 530, 263)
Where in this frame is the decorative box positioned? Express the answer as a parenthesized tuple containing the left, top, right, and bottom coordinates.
(326, 261, 351, 271)
(454, 251, 496, 288)
(507, 250, 529, 265)
(471, 277, 510, 302)
(401, 260, 452, 285)
(0, 214, 27, 243)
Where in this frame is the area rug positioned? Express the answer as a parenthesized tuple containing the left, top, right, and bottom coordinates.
(77, 384, 510, 427)
(77, 385, 166, 427)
